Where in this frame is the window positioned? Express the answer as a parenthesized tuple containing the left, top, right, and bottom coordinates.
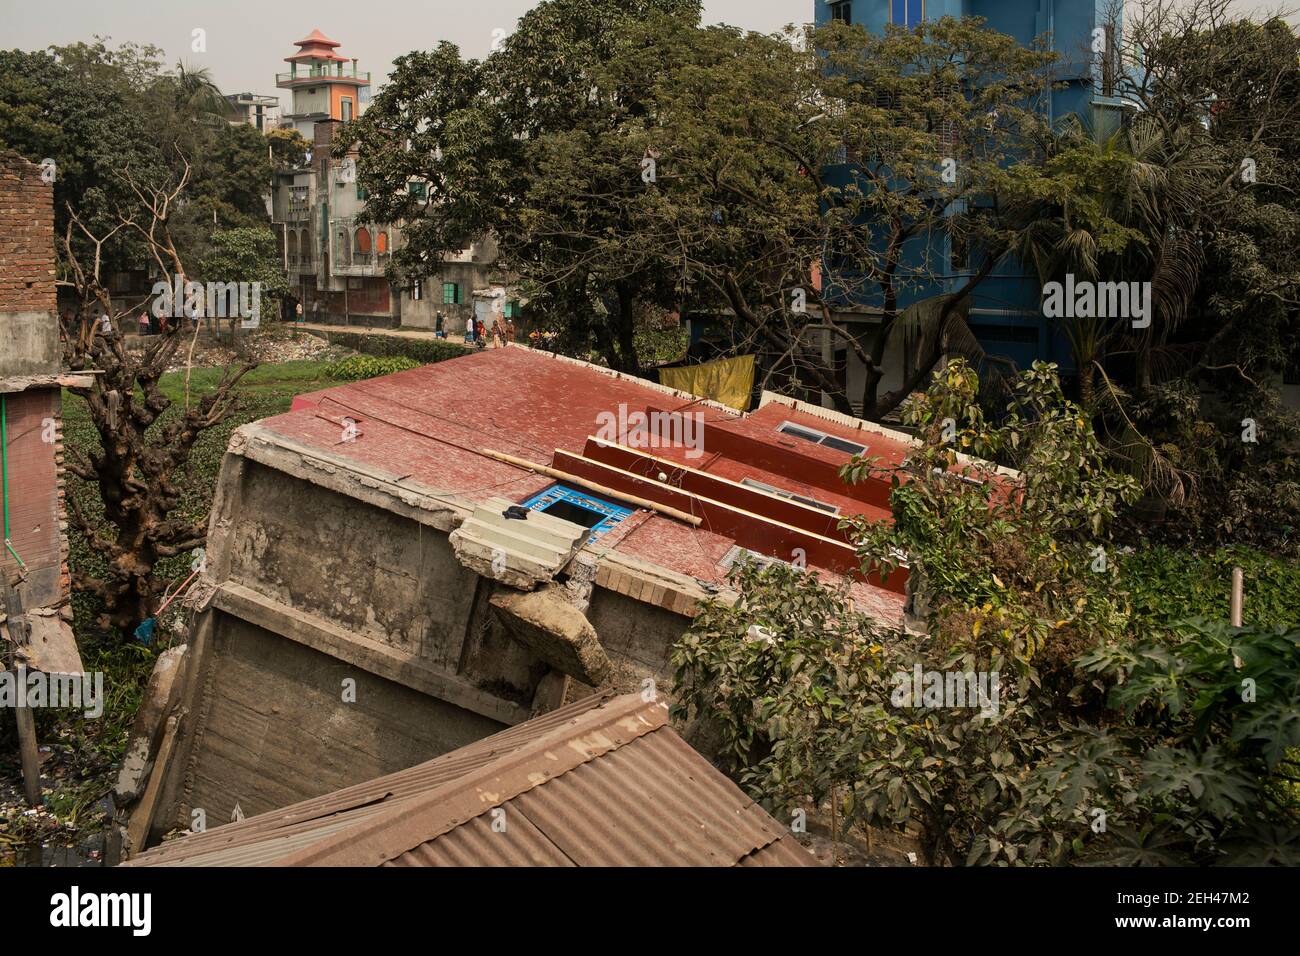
(829, 1, 852, 23)
(357, 185, 368, 201)
(376, 232, 388, 255)
(1284, 344, 1300, 386)
(741, 478, 839, 515)
(890, 0, 924, 28)
(966, 322, 1039, 345)
(354, 227, 371, 255)
(1100, 24, 1119, 97)
(408, 182, 428, 201)
(950, 229, 969, 272)
(521, 484, 634, 538)
(442, 282, 461, 304)
(503, 300, 521, 318)
(341, 97, 353, 122)
(411, 279, 422, 301)
(777, 420, 867, 456)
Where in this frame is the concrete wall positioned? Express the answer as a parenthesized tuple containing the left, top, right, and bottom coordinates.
(0, 152, 58, 377)
(174, 612, 505, 825)
(0, 388, 66, 609)
(400, 260, 502, 333)
(226, 460, 480, 667)
(586, 586, 690, 693)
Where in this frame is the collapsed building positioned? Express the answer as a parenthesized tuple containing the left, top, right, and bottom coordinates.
(118, 344, 937, 854)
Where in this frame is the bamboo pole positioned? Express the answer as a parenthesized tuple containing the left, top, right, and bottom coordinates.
(481, 448, 702, 527)
(3, 573, 41, 806)
(1230, 566, 1244, 627)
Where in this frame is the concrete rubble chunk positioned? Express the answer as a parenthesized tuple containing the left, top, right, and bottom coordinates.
(113, 644, 189, 807)
(449, 496, 590, 589)
(490, 584, 611, 685)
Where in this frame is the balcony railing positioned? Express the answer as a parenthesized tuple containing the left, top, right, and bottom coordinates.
(287, 257, 316, 273)
(332, 252, 388, 277)
(277, 66, 370, 85)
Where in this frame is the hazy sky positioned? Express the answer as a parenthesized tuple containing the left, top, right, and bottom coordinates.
(1, 0, 1295, 103)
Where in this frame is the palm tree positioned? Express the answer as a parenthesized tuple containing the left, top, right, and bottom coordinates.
(166, 62, 233, 126)
(1005, 113, 1215, 408)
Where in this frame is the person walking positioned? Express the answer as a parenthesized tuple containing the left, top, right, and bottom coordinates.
(506, 318, 517, 345)
(138, 311, 150, 337)
(465, 314, 475, 345)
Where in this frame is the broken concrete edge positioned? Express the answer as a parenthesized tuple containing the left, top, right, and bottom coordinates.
(213, 581, 533, 726)
(113, 644, 189, 808)
(233, 422, 471, 535)
(489, 584, 612, 685)
(0, 373, 96, 393)
(2, 604, 83, 674)
(447, 530, 551, 591)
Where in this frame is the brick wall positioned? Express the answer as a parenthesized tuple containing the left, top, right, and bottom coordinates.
(0, 151, 56, 314)
(1, 388, 64, 608)
(0, 151, 59, 379)
(0, 150, 69, 611)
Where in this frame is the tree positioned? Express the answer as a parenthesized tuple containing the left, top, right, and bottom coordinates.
(345, 0, 700, 374)
(673, 360, 1300, 865)
(199, 226, 289, 330)
(162, 62, 232, 126)
(0, 44, 167, 277)
(0, 38, 273, 632)
(346, 8, 1057, 413)
(58, 159, 255, 633)
(267, 127, 310, 170)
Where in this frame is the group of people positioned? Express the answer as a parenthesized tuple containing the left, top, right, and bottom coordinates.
(137, 311, 170, 336)
(461, 313, 516, 349)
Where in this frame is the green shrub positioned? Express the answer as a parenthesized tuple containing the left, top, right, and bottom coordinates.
(307, 330, 470, 365)
(1120, 545, 1300, 631)
(324, 354, 421, 381)
(674, 360, 1300, 865)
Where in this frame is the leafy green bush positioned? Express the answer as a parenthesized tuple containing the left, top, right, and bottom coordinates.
(673, 360, 1300, 865)
(842, 359, 1140, 674)
(673, 559, 1075, 866)
(323, 354, 421, 381)
(1120, 545, 1300, 631)
(1070, 619, 1300, 865)
(307, 330, 469, 365)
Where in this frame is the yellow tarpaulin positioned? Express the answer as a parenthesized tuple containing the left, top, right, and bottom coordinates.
(659, 354, 756, 412)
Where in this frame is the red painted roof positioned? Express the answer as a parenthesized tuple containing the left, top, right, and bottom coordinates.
(272, 346, 910, 620)
(294, 29, 340, 48)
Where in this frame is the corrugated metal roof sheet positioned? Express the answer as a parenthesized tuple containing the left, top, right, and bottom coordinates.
(125, 691, 816, 868)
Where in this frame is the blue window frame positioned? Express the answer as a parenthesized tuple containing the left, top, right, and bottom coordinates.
(520, 484, 634, 538)
(891, 0, 924, 28)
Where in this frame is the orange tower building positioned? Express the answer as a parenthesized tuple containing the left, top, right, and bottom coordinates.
(276, 29, 370, 137)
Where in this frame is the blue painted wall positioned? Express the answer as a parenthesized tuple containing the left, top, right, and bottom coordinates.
(812, 0, 1125, 374)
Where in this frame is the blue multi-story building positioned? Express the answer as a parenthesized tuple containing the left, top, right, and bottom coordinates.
(812, 0, 1126, 410)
